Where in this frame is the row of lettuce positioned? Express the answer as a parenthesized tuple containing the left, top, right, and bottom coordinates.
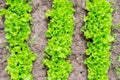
(0, 0, 36, 80)
(43, 0, 75, 79)
(82, 0, 114, 80)
(0, 0, 114, 80)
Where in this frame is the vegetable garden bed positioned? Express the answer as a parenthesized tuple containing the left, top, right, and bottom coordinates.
(0, 0, 120, 80)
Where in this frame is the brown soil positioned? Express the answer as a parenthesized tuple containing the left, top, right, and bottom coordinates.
(0, 0, 120, 80)
(0, 0, 9, 80)
(69, 0, 87, 80)
(30, 0, 52, 80)
(108, 0, 120, 80)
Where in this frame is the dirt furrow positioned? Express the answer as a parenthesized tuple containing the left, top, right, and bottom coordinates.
(0, 0, 9, 80)
(109, 0, 120, 80)
(31, 0, 52, 80)
(68, 0, 87, 80)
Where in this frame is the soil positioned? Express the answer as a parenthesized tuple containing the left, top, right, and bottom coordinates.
(0, 0, 9, 80)
(0, 0, 120, 80)
(30, 0, 52, 80)
(109, 0, 120, 80)
(69, 0, 87, 80)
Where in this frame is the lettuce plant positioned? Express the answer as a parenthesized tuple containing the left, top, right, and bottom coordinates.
(43, 0, 75, 80)
(0, 0, 36, 80)
(82, 0, 114, 80)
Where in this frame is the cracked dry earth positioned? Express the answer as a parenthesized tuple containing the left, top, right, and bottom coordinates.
(0, 0, 120, 80)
